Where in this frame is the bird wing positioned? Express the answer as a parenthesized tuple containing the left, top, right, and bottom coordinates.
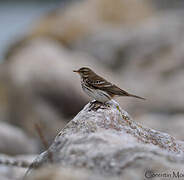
(86, 75, 112, 88)
(86, 73, 145, 99)
(86, 75, 129, 97)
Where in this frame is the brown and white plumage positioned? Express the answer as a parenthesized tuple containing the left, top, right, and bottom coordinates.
(73, 67, 145, 103)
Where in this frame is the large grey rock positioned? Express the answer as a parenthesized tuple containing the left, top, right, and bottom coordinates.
(25, 100, 184, 179)
(0, 122, 37, 155)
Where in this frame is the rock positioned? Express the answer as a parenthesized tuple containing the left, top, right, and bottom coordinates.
(27, 166, 117, 180)
(137, 113, 184, 141)
(27, 163, 184, 180)
(0, 154, 35, 180)
(25, 100, 184, 179)
(0, 122, 37, 155)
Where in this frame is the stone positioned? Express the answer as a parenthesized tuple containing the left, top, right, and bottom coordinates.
(27, 166, 117, 180)
(25, 100, 184, 179)
(0, 154, 35, 180)
(0, 122, 37, 155)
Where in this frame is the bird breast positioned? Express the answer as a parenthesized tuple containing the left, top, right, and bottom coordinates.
(81, 80, 111, 103)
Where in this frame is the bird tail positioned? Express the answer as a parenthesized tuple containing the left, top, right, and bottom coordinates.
(128, 94, 146, 100)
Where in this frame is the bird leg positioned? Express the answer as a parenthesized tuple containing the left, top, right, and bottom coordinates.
(89, 100, 108, 111)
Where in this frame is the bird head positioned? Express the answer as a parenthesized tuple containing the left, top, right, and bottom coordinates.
(73, 67, 93, 78)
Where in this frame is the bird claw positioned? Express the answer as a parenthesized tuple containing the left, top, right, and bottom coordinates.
(89, 101, 109, 111)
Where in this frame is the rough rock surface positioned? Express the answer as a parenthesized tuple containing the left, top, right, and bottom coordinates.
(27, 166, 119, 180)
(26, 100, 184, 179)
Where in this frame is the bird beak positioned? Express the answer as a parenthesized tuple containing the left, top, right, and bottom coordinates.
(73, 70, 79, 73)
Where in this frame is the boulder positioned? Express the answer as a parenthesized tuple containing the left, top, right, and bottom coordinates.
(25, 100, 184, 179)
(0, 122, 37, 155)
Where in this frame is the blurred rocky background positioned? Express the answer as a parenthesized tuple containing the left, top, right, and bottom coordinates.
(0, 0, 184, 179)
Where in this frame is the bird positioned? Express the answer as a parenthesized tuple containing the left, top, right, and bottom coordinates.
(73, 67, 145, 103)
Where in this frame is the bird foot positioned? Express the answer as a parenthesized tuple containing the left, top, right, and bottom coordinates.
(89, 101, 109, 111)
